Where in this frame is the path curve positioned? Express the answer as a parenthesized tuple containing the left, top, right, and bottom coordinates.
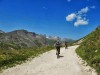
(0, 45, 97, 75)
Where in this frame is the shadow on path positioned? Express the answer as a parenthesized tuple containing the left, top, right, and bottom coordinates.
(58, 55, 64, 59)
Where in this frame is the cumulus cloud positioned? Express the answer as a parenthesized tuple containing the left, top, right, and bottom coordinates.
(78, 7, 89, 14)
(66, 13, 76, 21)
(66, 6, 95, 26)
(76, 15, 82, 20)
(74, 19, 88, 26)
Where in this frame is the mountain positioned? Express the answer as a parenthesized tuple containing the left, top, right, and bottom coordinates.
(0, 30, 56, 50)
(61, 38, 75, 44)
(0, 30, 5, 33)
(0, 29, 75, 50)
(76, 26, 100, 74)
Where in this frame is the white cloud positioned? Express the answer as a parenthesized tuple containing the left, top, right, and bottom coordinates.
(66, 13, 76, 21)
(66, 6, 91, 26)
(67, 0, 71, 2)
(78, 7, 89, 14)
(77, 15, 82, 20)
(75, 13, 89, 26)
(74, 19, 88, 26)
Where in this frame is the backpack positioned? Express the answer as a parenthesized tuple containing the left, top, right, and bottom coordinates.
(55, 42, 61, 47)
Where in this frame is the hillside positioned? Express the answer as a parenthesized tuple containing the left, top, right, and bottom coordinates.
(0, 29, 75, 50)
(0, 30, 57, 50)
(76, 26, 100, 74)
(0, 46, 96, 75)
(0, 29, 75, 71)
(0, 30, 5, 34)
(0, 29, 56, 70)
(61, 38, 75, 44)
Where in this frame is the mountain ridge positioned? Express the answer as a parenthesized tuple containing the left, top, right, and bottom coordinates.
(0, 29, 75, 50)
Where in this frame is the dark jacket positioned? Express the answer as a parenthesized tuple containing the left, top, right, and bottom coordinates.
(55, 41, 61, 47)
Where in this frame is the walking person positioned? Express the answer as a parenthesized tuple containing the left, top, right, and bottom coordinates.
(65, 41, 68, 49)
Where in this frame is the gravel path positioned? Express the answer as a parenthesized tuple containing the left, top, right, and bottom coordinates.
(0, 45, 97, 75)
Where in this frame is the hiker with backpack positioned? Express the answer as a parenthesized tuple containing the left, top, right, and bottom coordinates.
(54, 40, 61, 56)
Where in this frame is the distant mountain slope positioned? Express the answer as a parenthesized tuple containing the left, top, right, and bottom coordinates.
(0, 30, 5, 34)
(61, 38, 75, 43)
(76, 26, 100, 74)
(0, 29, 75, 50)
(0, 30, 56, 50)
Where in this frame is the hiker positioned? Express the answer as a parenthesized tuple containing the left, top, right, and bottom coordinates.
(54, 40, 61, 55)
(65, 41, 68, 49)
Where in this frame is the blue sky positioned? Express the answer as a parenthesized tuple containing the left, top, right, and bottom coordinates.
(0, 0, 100, 40)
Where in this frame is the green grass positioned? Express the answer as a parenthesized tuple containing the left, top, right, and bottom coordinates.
(0, 46, 54, 72)
(76, 27, 100, 75)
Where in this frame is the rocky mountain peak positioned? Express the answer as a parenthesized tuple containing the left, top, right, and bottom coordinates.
(0, 30, 5, 33)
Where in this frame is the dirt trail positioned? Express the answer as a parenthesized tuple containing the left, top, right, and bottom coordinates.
(0, 45, 97, 75)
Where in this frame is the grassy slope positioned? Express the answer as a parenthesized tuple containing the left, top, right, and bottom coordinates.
(76, 27, 100, 75)
(0, 46, 54, 71)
